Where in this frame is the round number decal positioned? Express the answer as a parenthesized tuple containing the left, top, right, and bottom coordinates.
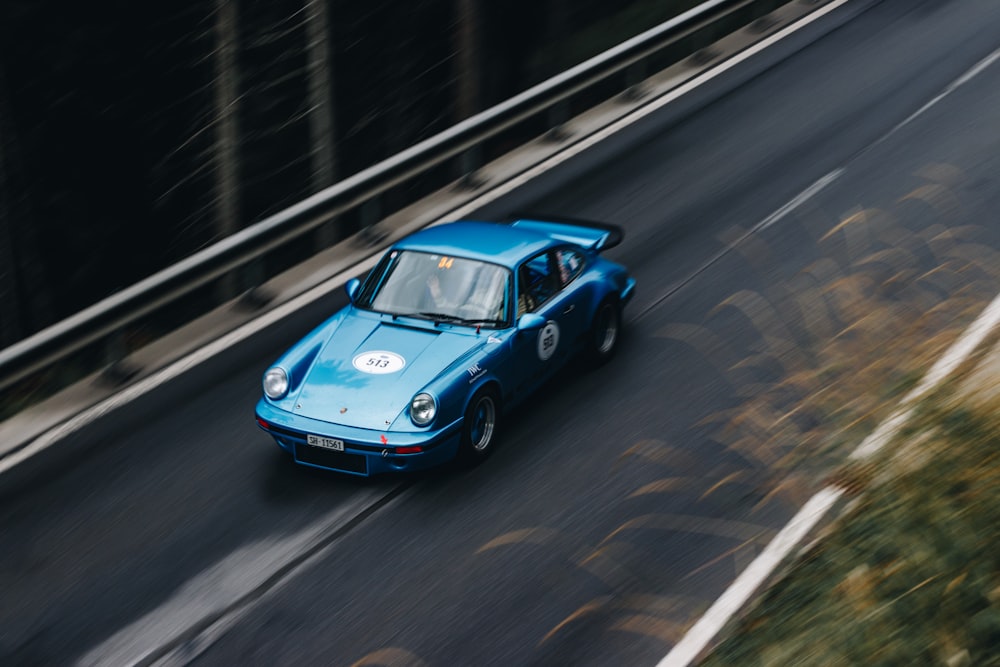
(537, 321, 560, 361)
(352, 351, 406, 374)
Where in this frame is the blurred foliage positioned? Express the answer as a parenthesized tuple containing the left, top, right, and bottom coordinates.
(703, 395, 1000, 665)
(668, 206, 1000, 483)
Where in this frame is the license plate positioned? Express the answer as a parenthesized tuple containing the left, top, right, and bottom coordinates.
(307, 434, 345, 451)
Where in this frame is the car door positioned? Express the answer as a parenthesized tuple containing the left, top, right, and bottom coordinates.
(509, 249, 585, 397)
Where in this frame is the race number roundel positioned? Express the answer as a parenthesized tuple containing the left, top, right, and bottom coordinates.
(537, 321, 560, 361)
(353, 350, 405, 374)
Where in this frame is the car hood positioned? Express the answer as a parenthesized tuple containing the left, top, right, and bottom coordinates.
(291, 314, 482, 428)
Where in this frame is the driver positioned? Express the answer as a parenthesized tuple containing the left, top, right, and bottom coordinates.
(425, 272, 446, 308)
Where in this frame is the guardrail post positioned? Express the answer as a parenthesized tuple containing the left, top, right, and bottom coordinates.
(361, 196, 380, 229)
(235, 259, 271, 310)
(457, 146, 485, 189)
(621, 62, 648, 101)
(355, 196, 387, 247)
(101, 328, 140, 385)
(315, 214, 341, 249)
(545, 101, 571, 142)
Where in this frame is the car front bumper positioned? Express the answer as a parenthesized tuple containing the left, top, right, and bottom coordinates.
(255, 399, 462, 476)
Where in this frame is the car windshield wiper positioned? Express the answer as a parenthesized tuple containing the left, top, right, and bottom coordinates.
(462, 318, 506, 327)
(413, 312, 505, 327)
(415, 311, 465, 323)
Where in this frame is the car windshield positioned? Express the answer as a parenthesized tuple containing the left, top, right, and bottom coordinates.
(356, 250, 511, 327)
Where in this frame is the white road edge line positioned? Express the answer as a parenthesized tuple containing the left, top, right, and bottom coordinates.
(1, 0, 853, 475)
(850, 291, 1000, 461)
(659, 486, 844, 667)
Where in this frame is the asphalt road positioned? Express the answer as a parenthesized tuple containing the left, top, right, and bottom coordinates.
(4, 1, 1000, 665)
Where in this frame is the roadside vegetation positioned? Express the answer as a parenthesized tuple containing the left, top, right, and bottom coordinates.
(702, 389, 1000, 666)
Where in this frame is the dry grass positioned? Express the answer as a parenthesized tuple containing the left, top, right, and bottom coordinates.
(702, 395, 1000, 666)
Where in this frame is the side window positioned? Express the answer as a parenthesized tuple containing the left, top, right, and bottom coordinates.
(517, 252, 559, 316)
(554, 248, 585, 286)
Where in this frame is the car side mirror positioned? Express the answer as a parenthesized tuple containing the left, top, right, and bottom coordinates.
(345, 278, 361, 302)
(517, 313, 546, 331)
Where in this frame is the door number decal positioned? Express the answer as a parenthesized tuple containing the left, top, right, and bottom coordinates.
(537, 321, 560, 361)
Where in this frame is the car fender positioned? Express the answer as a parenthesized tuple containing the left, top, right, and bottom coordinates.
(385, 339, 506, 431)
(266, 309, 350, 404)
(439, 345, 506, 422)
(465, 374, 503, 414)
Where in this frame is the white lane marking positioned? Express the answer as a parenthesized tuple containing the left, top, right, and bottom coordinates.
(885, 47, 1000, 141)
(632, 167, 844, 322)
(759, 169, 844, 230)
(76, 486, 394, 667)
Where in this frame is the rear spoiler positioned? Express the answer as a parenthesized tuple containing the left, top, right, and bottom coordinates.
(507, 215, 624, 251)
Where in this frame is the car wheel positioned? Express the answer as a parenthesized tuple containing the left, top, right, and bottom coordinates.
(459, 388, 501, 463)
(589, 297, 621, 364)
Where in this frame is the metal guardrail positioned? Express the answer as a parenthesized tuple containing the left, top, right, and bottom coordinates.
(0, 0, 791, 393)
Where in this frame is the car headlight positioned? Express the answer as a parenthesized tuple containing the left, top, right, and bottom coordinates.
(263, 367, 289, 399)
(410, 392, 436, 426)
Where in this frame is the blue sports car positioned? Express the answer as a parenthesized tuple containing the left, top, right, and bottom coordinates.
(255, 218, 636, 476)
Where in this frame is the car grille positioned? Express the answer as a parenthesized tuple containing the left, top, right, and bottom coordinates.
(295, 444, 368, 474)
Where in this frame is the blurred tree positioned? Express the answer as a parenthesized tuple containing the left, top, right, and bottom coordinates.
(547, 0, 570, 46)
(0, 62, 51, 347)
(211, 0, 242, 298)
(0, 67, 21, 347)
(453, 0, 481, 121)
(212, 0, 242, 241)
(305, 0, 338, 193)
(238, 1, 313, 223)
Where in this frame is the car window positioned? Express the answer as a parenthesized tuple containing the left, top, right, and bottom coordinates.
(554, 247, 585, 286)
(357, 250, 510, 326)
(517, 251, 560, 316)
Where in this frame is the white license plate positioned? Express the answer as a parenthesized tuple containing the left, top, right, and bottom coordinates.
(307, 434, 345, 451)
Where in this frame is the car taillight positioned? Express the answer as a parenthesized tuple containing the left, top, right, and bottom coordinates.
(395, 446, 423, 454)
(256, 417, 271, 430)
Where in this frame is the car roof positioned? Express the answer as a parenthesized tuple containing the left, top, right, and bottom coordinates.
(392, 221, 556, 267)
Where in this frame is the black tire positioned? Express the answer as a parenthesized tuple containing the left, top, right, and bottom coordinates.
(588, 297, 621, 364)
(458, 387, 501, 464)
